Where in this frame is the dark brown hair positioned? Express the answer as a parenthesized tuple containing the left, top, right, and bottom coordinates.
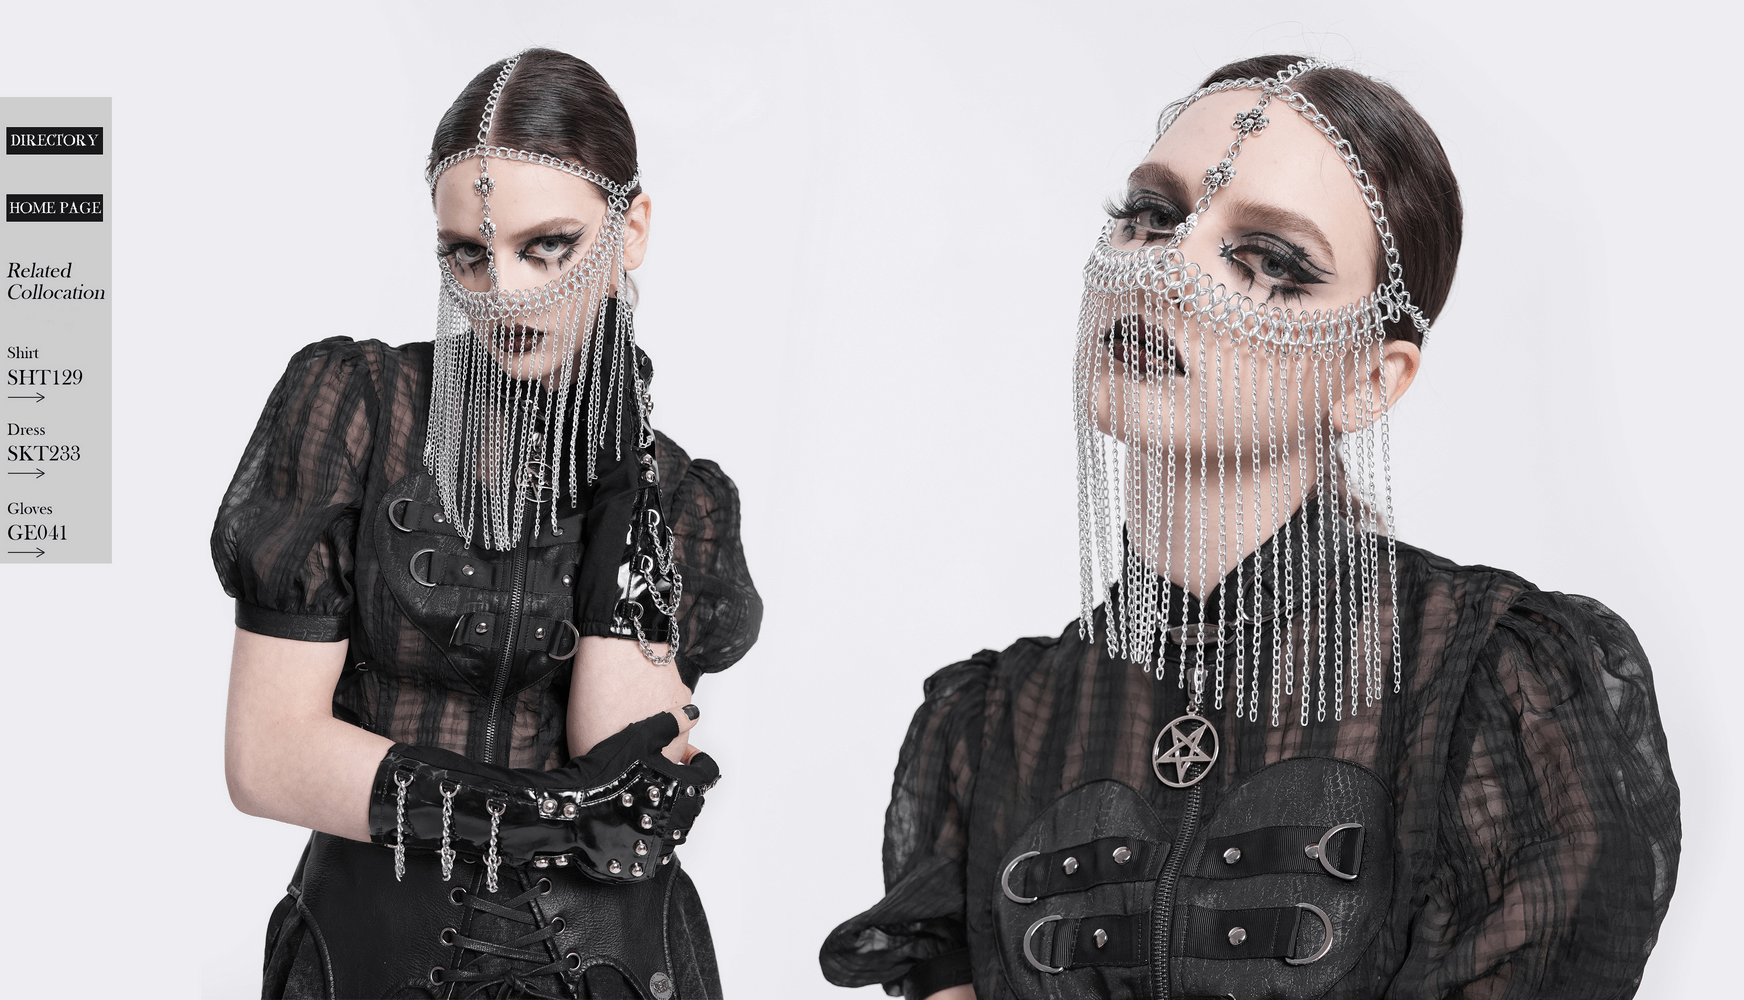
(429, 48, 642, 203)
(1197, 57, 1461, 345)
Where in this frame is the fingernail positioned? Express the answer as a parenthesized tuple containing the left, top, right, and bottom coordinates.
(682, 704, 700, 720)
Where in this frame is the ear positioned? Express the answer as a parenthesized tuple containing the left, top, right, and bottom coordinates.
(622, 192, 652, 271)
(1331, 339, 1420, 432)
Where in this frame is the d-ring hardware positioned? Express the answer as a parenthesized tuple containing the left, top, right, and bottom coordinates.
(388, 497, 416, 532)
(1022, 913, 1064, 973)
(1001, 851, 1041, 904)
(410, 549, 438, 587)
(1284, 902, 1334, 965)
(551, 620, 582, 660)
(1303, 822, 1362, 880)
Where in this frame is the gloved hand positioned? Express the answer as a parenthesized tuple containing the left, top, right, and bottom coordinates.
(369, 709, 718, 889)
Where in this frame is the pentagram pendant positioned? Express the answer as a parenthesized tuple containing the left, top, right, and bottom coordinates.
(1152, 713, 1219, 788)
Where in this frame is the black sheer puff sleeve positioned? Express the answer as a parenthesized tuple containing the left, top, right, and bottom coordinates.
(820, 654, 993, 998)
(1395, 590, 1680, 999)
(211, 339, 377, 643)
(652, 431, 762, 690)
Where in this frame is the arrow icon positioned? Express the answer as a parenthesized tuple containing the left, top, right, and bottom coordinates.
(6, 393, 45, 402)
(6, 468, 45, 478)
(7, 548, 45, 558)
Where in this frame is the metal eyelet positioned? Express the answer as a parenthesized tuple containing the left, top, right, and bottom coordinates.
(538, 878, 552, 895)
(566, 953, 582, 971)
(449, 887, 467, 905)
(409, 548, 438, 587)
(551, 916, 565, 933)
(1023, 914, 1065, 973)
(1001, 851, 1041, 904)
(429, 967, 446, 985)
(1285, 902, 1335, 965)
(439, 927, 457, 945)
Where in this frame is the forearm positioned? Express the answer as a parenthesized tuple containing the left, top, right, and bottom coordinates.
(224, 628, 389, 842)
(568, 634, 693, 760)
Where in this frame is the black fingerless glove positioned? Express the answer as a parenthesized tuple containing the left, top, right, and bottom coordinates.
(368, 711, 717, 890)
(573, 314, 681, 661)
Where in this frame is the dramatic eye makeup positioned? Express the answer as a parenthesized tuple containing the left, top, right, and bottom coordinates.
(1108, 163, 1195, 245)
(435, 222, 589, 275)
(1218, 232, 1330, 302)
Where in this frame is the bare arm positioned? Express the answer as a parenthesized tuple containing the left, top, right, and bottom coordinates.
(568, 635, 695, 762)
(925, 988, 976, 1000)
(224, 628, 390, 842)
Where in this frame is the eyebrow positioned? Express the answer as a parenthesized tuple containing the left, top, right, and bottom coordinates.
(1221, 197, 1337, 270)
(1127, 162, 1339, 271)
(1127, 162, 1193, 202)
(436, 217, 590, 246)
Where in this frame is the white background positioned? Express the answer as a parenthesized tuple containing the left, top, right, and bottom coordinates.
(0, 2, 1736, 997)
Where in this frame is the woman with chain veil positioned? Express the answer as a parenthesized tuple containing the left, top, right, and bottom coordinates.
(821, 55, 1678, 999)
(215, 49, 761, 998)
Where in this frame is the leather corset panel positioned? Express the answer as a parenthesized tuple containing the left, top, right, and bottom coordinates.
(1172, 757, 1393, 999)
(992, 781, 1168, 999)
(989, 759, 1392, 999)
(361, 467, 582, 762)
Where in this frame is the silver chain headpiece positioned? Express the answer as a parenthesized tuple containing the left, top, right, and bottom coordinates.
(1075, 58, 1414, 727)
(424, 52, 649, 550)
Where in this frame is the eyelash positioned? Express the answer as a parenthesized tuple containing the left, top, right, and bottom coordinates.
(1219, 234, 1328, 303)
(435, 230, 585, 274)
(1106, 191, 1185, 244)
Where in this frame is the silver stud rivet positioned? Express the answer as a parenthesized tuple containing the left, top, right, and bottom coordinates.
(640, 814, 653, 830)
(1224, 847, 1242, 865)
(562, 575, 572, 587)
(672, 829, 684, 841)
(1304, 844, 1321, 860)
(461, 564, 475, 576)
(622, 791, 635, 807)
(539, 797, 558, 816)
(648, 786, 662, 805)
(552, 526, 564, 536)
(433, 514, 445, 523)
(554, 855, 569, 867)
(1062, 856, 1079, 875)
(608, 859, 621, 874)
(1094, 928, 1108, 948)
(534, 626, 547, 640)
(1228, 926, 1247, 946)
(561, 803, 579, 819)
(635, 840, 648, 856)
(474, 622, 489, 634)
(631, 862, 644, 877)
(1112, 846, 1132, 864)
(534, 857, 549, 868)
(660, 854, 671, 865)
(685, 786, 696, 797)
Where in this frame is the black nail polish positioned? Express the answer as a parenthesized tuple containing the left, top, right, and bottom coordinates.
(682, 704, 699, 720)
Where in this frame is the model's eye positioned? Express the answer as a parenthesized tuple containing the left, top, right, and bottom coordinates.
(1107, 191, 1185, 245)
(1220, 233, 1329, 303)
(449, 243, 485, 264)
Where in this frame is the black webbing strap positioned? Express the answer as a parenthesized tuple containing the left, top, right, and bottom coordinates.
(1011, 837, 1168, 901)
(450, 614, 579, 658)
(1183, 905, 1303, 960)
(386, 497, 460, 536)
(1031, 912, 1149, 970)
(1195, 823, 1363, 880)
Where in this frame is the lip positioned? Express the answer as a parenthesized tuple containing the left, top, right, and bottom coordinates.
(1104, 316, 1187, 378)
(493, 324, 547, 356)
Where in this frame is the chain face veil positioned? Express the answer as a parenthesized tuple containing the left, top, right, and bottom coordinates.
(425, 53, 646, 552)
(1074, 59, 1431, 730)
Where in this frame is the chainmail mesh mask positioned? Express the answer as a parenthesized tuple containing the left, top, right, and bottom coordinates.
(1074, 59, 1432, 727)
(425, 52, 646, 552)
